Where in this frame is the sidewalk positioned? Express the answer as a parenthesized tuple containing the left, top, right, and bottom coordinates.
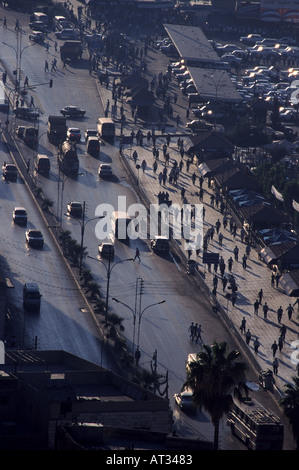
(94, 51, 299, 397)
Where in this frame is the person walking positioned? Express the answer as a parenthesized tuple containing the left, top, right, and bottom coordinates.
(240, 317, 246, 334)
(278, 334, 284, 352)
(254, 299, 260, 315)
(228, 256, 233, 272)
(253, 337, 260, 354)
(273, 357, 279, 375)
(233, 245, 239, 261)
(196, 324, 203, 343)
(280, 324, 287, 342)
(242, 254, 247, 269)
(245, 329, 251, 345)
(286, 303, 294, 320)
(277, 306, 283, 323)
(222, 276, 228, 291)
(258, 289, 263, 304)
(271, 340, 278, 357)
(263, 302, 269, 319)
(188, 322, 195, 340)
(26, 159, 30, 173)
(44, 60, 49, 72)
(134, 247, 141, 262)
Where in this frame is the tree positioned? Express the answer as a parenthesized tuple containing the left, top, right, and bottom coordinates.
(281, 376, 299, 449)
(184, 341, 248, 450)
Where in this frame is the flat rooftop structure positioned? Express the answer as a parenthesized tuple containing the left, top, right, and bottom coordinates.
(164, 23, 220, 65)
(189, 68, 242, 103)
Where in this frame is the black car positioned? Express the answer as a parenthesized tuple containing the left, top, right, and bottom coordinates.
(60, 106, 86, 117)
(67, 202, 83, 217)
(16, 126, 26, 139)
(13, 107, 39, 120)
(25, 230, 44, 248)
(2, 163, 18, 181)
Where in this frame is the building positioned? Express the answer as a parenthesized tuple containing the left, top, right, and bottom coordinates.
(0, 350, 173, 449)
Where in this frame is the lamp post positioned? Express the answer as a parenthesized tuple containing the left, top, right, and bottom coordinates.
(112, 297, 136, 355)
(88, 253, 134, 320)
(67, 201, 105, 275)
(136, 300, 166, 351)
(203, 71, 225, 127)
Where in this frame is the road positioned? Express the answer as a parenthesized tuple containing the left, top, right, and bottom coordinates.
(0, 8, 293, 449)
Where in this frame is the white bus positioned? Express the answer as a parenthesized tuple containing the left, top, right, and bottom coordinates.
(111, 211, 132, 242)
(227, 396, 284, 450)
(97, 117, 115, 141)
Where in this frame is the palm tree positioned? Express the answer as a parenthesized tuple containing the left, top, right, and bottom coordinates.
(280, 376, 299, 450)
(184, 341, 248, 450)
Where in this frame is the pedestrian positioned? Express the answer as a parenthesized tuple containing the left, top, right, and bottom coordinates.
(218, 232, 223, 246)
(26, 159, 30, 173)
(271, 272, 275, 287)
(277, 306, 283, 323)
(242, 254, 247, 269)
(245, 329, 251, 345)
(215, 219, 221, 234)
(231, 291, 237, 306)
(278, 334, 284, 352)
(141, 159, 146, 172)
(135, 347, 141, 366)
(188, 322, 195, 340)
(222, 276, 227, 291)
(245, 244, 251, 258)
(253, 337, 260, 354)
(258, 289, 263, 304)
(134, 247, 141, 262)
(192, 172, 196, 185)
(271, 340, 278, 357)
(181, 187, 186, 200)
(240, 317, 246, 334)
(3, 16, 7, 28)
(275, 273, 281, 288)
(254, 299, 260, 316)
(213, 274, 218, 289)
(196, 324, 203, 343)
(263, 302, 269, 319)
(280, 324, 287, 341)
(62, 60, 67, 69)
(286, 303, 294, 320)
(233, 245, 239, 261)
(228, 256, 233, 272)
(44, 60, 49, 72)
(273, 357, 279, 375)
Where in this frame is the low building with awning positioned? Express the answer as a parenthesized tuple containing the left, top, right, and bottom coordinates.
(259, 241, 299, 271)
(279, 270, 299, 297)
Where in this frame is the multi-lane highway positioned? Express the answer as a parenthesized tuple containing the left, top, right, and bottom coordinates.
(0, 11, 281, 449)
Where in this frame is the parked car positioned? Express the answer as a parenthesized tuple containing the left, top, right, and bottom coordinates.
(67, 127, 81, 142)
(13, 207, 27, 225)
(240, 33, 264, 45)
(2, 163, 17, 181)
(174, 391, 196, 412)
(13, 107, 39, 120)
(186, 119, 213, 131)
(29, 31, 45, 43)
(55, 29, 78, 40)
(67, 201, 83, 217)
(150, 236, 170, 253)
(60, 106, 86, 117)
(25, 229, 44, 248)
(98, 164, 112, 178)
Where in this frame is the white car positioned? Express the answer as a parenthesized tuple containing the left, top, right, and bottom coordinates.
(174, 391, 196, 412)
(67, 128, 81, 142)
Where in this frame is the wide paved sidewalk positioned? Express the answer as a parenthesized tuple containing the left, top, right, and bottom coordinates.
(95, 61, 298, 399)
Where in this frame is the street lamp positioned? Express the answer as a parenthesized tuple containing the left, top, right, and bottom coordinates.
(88, 252, 134, 319)
(136, 300, 166, 351)
(112, 297, 136, 354)
(67, 201, 105, 275)
(203, 71, 226, 127)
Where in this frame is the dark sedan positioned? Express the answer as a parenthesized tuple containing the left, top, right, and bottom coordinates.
(60, 106, 86, 117)
(13, 107, 39, 120)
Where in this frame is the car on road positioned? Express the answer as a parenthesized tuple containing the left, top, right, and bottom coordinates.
(55, 29, 78, 40)
(29, 31, 45, 43)
(98, 163, 112, 178)
(23, 283, 42, 312)
(98, 242, 115, 260)
(29, 21, 47, 32)
(174, 391, 196, 412)
(25, 229, 44, 248)
(2, 163, 17, 181)
(67, 127, 81, 142)
(186, 119, 213, 131)
(13, 207, 27, 225)
(67, 201, 83, 217)
(150, 236, 170, 253)
(240, 33, 263, 45)
(60, 106, 86, 117)
(13, 107, 39, 120)
(84, 129, 98, 141)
